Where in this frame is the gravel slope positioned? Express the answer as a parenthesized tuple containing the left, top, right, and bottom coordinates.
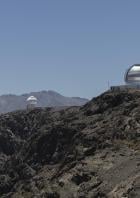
(0, 89, 139, 197)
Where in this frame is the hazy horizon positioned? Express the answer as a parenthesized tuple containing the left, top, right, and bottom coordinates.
(0, 89, 90, 99)
(0, 0, 140, 98)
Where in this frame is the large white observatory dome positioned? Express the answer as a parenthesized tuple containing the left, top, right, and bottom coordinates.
(125, 64, 140, 84)
(111, 64, 140, 91)
(27, 96, 37, 102)
(26, 96, 38, 109)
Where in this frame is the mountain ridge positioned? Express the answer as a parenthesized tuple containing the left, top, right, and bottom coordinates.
(0, 90, 89, 113)
(0, 89, 139, 197)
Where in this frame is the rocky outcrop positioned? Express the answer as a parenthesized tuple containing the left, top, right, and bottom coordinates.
(0, 89, 139, 197)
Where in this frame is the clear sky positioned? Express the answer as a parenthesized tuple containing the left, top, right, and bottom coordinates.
(0, 0, 140, 99)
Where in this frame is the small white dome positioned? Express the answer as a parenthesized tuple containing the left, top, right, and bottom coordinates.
(27, 96, 37, 102)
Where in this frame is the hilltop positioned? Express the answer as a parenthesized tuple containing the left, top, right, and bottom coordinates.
(0, 89, 139, 197)
(0, 90, 88, 113)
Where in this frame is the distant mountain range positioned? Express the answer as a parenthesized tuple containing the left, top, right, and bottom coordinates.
(0, 90, 89, 113)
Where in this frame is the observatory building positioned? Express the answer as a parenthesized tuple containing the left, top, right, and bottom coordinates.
(125, 64, 140, 85)
(111, 64, 140, 91)
(26, 96, 38, 109)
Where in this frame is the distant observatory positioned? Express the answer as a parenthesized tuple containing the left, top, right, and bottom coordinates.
(111, 64, 140, 91)
(26, 96, 38, 109)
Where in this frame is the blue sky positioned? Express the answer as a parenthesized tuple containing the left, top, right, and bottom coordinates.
(0, 0, 140, 98)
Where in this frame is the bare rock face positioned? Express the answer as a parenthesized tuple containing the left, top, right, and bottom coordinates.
(0, 89, 139, 197)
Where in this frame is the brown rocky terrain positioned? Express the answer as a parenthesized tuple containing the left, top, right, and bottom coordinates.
(0, 89, 139, 197)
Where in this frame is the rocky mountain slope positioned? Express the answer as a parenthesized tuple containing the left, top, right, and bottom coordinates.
(0, 89, 139, 197)
(0, 90, 88, 113)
